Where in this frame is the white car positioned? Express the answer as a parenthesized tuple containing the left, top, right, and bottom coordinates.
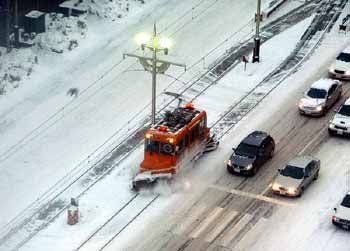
(329, 97, 350, 136)
(329, 46, 350, 80)
(298, 78, 342, 116)
(270, 156, 320, 197)
(332, 192, 350, 230)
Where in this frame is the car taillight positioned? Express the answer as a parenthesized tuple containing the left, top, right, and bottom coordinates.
(332, 215, 337, 222)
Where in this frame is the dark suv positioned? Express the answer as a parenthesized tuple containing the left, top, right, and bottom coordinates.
(226, 131, 275, 175)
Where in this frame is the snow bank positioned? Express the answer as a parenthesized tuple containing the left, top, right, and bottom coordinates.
(0, 0, 146, 96)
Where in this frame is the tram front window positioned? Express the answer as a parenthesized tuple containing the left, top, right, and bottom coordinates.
(145, 139, 175, 156)
(145, 139, 160, 153)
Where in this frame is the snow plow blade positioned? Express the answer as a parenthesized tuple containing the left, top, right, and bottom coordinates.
(131, 172, 172, 191)
(204, 134, 219, 153)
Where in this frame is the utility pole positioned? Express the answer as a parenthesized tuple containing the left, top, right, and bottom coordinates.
(14, 0, 19, 47)
(252, 0, 261, 63)
(124, 24, 186, 126)
(5, 0, 10, 51)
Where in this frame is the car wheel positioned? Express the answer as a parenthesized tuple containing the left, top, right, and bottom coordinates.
(337, 91, 342, 101)
(251, 166, 258, 176)
(298, 187, 304, 197)
(313, 171, 319, 181)
(328, 128, 335, 136)
(269, 147, 274, 159)
(227, 166, 235, 175)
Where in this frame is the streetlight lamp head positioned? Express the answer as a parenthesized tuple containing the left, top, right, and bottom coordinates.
(159, 37, 172, 50)
(135, 32, 151, 45)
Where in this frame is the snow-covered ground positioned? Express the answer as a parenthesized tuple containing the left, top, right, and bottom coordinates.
(1, 0, 350, 250)
(16, 6, 317, 251)
(0, 0, 261, 230)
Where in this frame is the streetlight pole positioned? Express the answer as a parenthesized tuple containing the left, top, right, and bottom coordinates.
(14, 0, 19, 47)
(124, 23, 186, 126)
(253, 0, 261, 63)
(151, 26, 157, 126)
(5, 0, 10, 51)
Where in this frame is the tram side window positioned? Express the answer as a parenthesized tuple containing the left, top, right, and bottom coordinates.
(178, 139, 185, 153)
(199, 119, 206, 139)
(185, 134, 190, 147)
(145, 139, 160, 153)
(191, 124, 200, 142)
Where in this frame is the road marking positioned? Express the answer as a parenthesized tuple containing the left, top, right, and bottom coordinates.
(260, 185, 271, 195)
(299, 126, 327, 155)
(189, 207, 224, 238)
(235, 217, 268, 250)
(173, 205, 208, 235)
(220, 213, 253, 247)
(210, 185, 295, 207)
(205, 210, 238, 243)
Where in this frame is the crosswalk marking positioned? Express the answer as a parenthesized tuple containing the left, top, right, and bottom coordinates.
(210, 184, 295, 207)
(204, 210, 238, 243)
(235, 217, 268, 250)
(189, 207, 224, 238)
(172, 205, 208, 235)
(220, 213, 253, 247)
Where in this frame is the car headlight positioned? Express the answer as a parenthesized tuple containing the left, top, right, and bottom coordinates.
(225, 159, 232, 166)
(329, 122, 335, 128)
(329, 67, 335, 73)
(315, 105, 323, 112)
(288, 187, 296, 194)
(245, 164, 253, 170)
(332, 215, 340, 222)
(271, 183, 280, 191)
(346, 70, 350, 75)
(298, 101, 304, 109)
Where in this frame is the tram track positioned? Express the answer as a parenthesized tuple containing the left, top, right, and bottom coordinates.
(73, 1, 346, 250)
(0, 0, 344, 250)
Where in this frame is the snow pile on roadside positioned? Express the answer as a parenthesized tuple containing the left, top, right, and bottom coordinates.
(0, 0, 147, 96)
(87, 0, 145, 20)
(36, 13, 87, 53)
(0, 48, 38, 94)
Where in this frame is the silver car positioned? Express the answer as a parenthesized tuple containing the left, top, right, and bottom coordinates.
(271, 156, 320, 197)
(298, 78, 342, 116)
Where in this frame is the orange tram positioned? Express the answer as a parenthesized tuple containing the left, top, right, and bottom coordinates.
(132, 103, 218, 190)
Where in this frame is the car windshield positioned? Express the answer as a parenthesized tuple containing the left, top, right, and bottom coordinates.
(280, 165, 304, 179)
(336, 52, 350, 62)
(338, 105, 350, 116)
(235, 143, 258, 158)
(307, 88, 327, 99)
(341, 195, 350, 208)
